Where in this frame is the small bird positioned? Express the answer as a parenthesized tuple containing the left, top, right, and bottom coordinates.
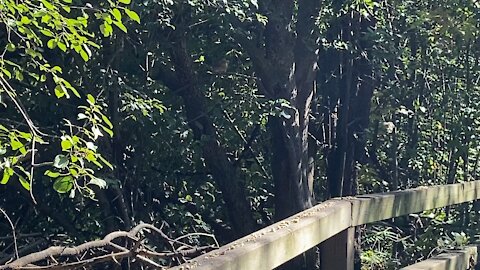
(212, 58, 229, 74)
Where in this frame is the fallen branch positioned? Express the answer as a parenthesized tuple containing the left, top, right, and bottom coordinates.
(0, 223, 217, 270)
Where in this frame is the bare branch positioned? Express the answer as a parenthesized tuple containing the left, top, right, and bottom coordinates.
(0, 223, 217, 270)
(0, 208, 18, 260)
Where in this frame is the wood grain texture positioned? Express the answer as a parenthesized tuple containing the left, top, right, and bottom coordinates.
(171, 201, 351, 270)
(171, 181, 480, 270)
(400, 245, 477, 270)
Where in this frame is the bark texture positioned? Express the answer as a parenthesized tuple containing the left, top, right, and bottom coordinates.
(321, 13, 376, 198)
(152, 26, 257, 237)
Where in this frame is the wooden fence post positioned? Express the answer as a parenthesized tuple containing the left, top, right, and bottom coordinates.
(320, 227, 355, 270)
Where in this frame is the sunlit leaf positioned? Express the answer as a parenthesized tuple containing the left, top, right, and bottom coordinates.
(101, 114, 113, 129)
(112, 8, 122, 21)
(18, 176, 30, 190)
(53, 176, 74, 193)
(89, 177, 107, 189)
(53, 154, 69, 169)
(125, 9, 140, 23)
(87, 94, 95, 105)
(1, 168, 13, 184)
(61, 139, 72, 151)
(44, 170, 61, 178)
(113, 20, 127, 33)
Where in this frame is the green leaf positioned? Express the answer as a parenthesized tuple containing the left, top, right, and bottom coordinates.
(100, 23, 113, 37)
(41, 14, 52, 23)
(118, 0, 132, 4)
(88, 177, 107, 189)
(6, 43, 16, 52)
(69, 86, 81, 98)
(72, 136, 80, 144)
(91, 159, 103, 168)
(100, 125, 114, 137)
(44, 170, 60, 178)
(195, 55, 205, 63)
(125, 9, 140, 23)
(101, 114, 113, 129)
(87, 94, 95, 105)
(57, 41, 67, 52)
(79, 49, 89, 62)
(10, 137, 23, 151)
(18, 176, 30, 190)
(19, 147, 27, 155)
(77, 113, 88, 120)
(15, 70, 24, 81)
(1, 168, 13, 184)
(47, 39, 57, 49)
(112, 8, 122, 21)
(54, 85, 65, 98)
(17, 132, 32, 140)
(40, 29, 54, 37)
(53, 176, 74, 193)
(51, 66, 63, 73)
(92, 126, 103, 138)
(69, 168, 78, 176)
(41, 0, 55, 10)
(20, 16, 31, 24)
(61, 139, 72, 151)
(113, 20, 127, 33)
(85, 151, 97, 162)
(53, 154, 69, 169)
(98, 154, 113, 170)
(1, 68, 12, 79)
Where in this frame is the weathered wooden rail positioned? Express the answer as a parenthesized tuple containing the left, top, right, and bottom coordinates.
(171, 181, 480, 270)
(400, 245, 478, 270)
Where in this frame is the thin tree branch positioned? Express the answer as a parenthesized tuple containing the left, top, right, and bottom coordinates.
(1, 223, 217, 270)
(0, 208, 18, 260)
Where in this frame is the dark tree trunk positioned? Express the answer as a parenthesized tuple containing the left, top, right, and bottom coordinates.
(152, 28, 257, 237)
(253, 2, 321, 269)
(321, 13, 376, 198)
(233, 1, 321, 268)
(95, 37, 132, 233)
(240, 0, 321, 221)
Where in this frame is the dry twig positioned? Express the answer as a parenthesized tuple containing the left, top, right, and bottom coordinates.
(0, 223, 216, 270)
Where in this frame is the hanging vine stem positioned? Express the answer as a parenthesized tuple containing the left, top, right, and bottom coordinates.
(29, 137, 37, 204)
(0, 75, 43, 204)
(0, 208, 19, 260)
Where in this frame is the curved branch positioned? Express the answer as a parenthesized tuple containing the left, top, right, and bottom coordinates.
(1, 223, 156, 269)
(0, 208, 18, 260)
(0, 223, 214, 270)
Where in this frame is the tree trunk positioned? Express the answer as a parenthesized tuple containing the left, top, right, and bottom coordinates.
(322, 12, 375, 198)
(152, 28, 257, 237)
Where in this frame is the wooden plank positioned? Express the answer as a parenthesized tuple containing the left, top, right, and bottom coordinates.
(170, 180, 480, 270)
(171, 200, 351, 270)
(344, 181, 480, 226)
(400, 245, 478, 270)
(320, 227, 354, 270)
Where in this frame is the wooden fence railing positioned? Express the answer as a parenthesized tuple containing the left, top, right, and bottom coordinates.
(400, 245, 478, 270)
(170, 180, 480, 270)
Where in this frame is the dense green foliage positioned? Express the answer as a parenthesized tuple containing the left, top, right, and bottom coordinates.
(1, 0, 479, 269)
